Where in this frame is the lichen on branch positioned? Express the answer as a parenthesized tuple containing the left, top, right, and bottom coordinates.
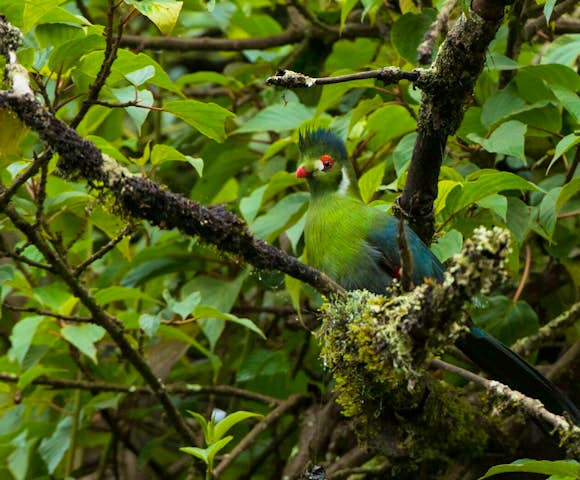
(317, 227, 511, 455)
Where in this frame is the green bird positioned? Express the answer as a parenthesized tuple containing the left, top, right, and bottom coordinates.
(296, 128, 579, 423)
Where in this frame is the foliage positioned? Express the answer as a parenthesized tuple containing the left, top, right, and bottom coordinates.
(0, 0, 578, 479)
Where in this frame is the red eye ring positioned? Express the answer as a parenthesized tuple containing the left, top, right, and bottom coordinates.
(320, 154, 334, 170)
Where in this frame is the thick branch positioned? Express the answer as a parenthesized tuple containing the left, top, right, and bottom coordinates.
(399, 4, 510, 241)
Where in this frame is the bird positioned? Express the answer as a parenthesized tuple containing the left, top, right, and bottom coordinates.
(295, 127, 579, 424)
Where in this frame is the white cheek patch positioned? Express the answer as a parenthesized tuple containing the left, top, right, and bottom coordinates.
(314, 159, 324, 171)
(338, 167, 350, 194)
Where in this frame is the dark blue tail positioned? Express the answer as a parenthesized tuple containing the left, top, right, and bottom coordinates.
(456, 327, 580, 425)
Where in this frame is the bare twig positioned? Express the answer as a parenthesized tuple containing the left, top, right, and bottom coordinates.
(74, 224, 134, 275)
(266, 67, 422, 88)
(0, 371, 282, 405)
(512, 243, 531, 302)
(523, 0, 579, 40)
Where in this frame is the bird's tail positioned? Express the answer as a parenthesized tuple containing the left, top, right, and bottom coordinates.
(456, 327, 580, 425)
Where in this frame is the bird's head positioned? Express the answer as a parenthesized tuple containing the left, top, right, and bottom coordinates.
(296, 128, 359, 197)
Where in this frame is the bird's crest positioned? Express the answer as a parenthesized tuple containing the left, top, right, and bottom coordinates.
(298, 128, 347, 160)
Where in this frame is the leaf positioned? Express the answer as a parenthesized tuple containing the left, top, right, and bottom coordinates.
(557, 177, 580, 211)
(444, 170, 539, 217)
(167, 291, 202, 319)
(367, 105, 417, 145)
(538, 187, 560, 239)
(61, 324, 106, 363)
(393, 132, 417, 176)
(250, 192, 309, 241)
(8, 316, 44, 367)
(542, 34, 580, 67)
(551, 85, 580, 123)
(469, 296, 539, 346)
(477, 194, 508, 221)
(94, 285, 158, 305)
(548, 133, 580, 172)
(391, 11, 437, 64)
(543, 0, 557, 23)
(432, 229, 463, 263)
(233, 102, 314, 134)
(125, 0, 183, 35)
(151, 144, 203, 176)
(194, 305, 265, 339)
(39, 416, 72, 474)
(481, 120, 527, 160)
(359, 162, 386, 204)
(212, 411, 263, 442)
(111, 86, 153, 134)
(180, 436, 233, 465)
(479, 459, 580, 479)
(124, 65, 156, 86)
(139, 313, 161, 338)
(340, 0, 359, 30)
(187, 410, 209, 441)
(164, 99, 234, 142)
(316, 77, 373, 115)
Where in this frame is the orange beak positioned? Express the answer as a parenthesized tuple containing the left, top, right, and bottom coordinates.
(296, 166, 310, 178)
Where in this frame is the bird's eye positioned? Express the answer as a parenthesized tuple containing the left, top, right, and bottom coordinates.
(320, 155, 334, 170)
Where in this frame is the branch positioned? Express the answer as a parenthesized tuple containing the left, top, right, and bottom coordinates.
(430, 359, 580, 441)
(512, 302, 580, 357)
(399, 2, 512, 241)
(266, 67, 422, 88)
(0, 372, 282, 405)
(523, 0, 579, 40)
(0, 17, 343, 298)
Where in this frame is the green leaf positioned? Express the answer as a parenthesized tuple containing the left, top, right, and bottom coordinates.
(139, 313, 161, 338)
(542, 34, 580, 67)
(548, 133, 580, 172)
(340, 0, 359, 30)
(481, 84, 548, 128)
(8, 316, 44, 367)
(393, 132, 417, 176)
(48, 34, 105, 73)
(39, 415, 72, 474)
(250, 192, 309, 241)
(359, 162, 385, 204)
(477, 194, 508, 221)
(538, 187, 560, 239)
(125, 0, 183, 35)
(125, 65, 156, 86)
(543, 0, 557, 23)
(469, 296, 539, 345)
(187, 410, 209, 441)
(391, 11, 437, 64)
(479, 459, 580, 479)
(8, 431, 32, 480)
(480, 120, 527, 161)
(194, 305, 265, 339)
(444, 170, 539, 217)
(180, 436, 233, 465)
(61, 324, 106, 363)
(164, 99, 234, 142)
(324, 38, 378, 71)
(213, 411, 263, 442)
(367, 105, 417, 145)
(234, 102, 314, 134)
(431, 229, 463, 262)
(166, 290, 202, 319)
(551, 85, 580, 122)
(111, 86, 153, 134)
(316, 77, 373, 115)
(94, 285, 158, 305)
(151, 144, 203, 176)
(557, 177, 580, 211)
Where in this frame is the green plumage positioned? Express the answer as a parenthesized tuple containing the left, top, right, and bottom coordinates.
(296, 128, 579, 423)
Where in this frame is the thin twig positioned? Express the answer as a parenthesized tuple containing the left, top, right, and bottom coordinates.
(74, 224, 134, 275)
(0, 372, 282, 405)
(417, 0, 456, 65)
(266, 67, 422, 88)
(512, 243, 531, 302)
